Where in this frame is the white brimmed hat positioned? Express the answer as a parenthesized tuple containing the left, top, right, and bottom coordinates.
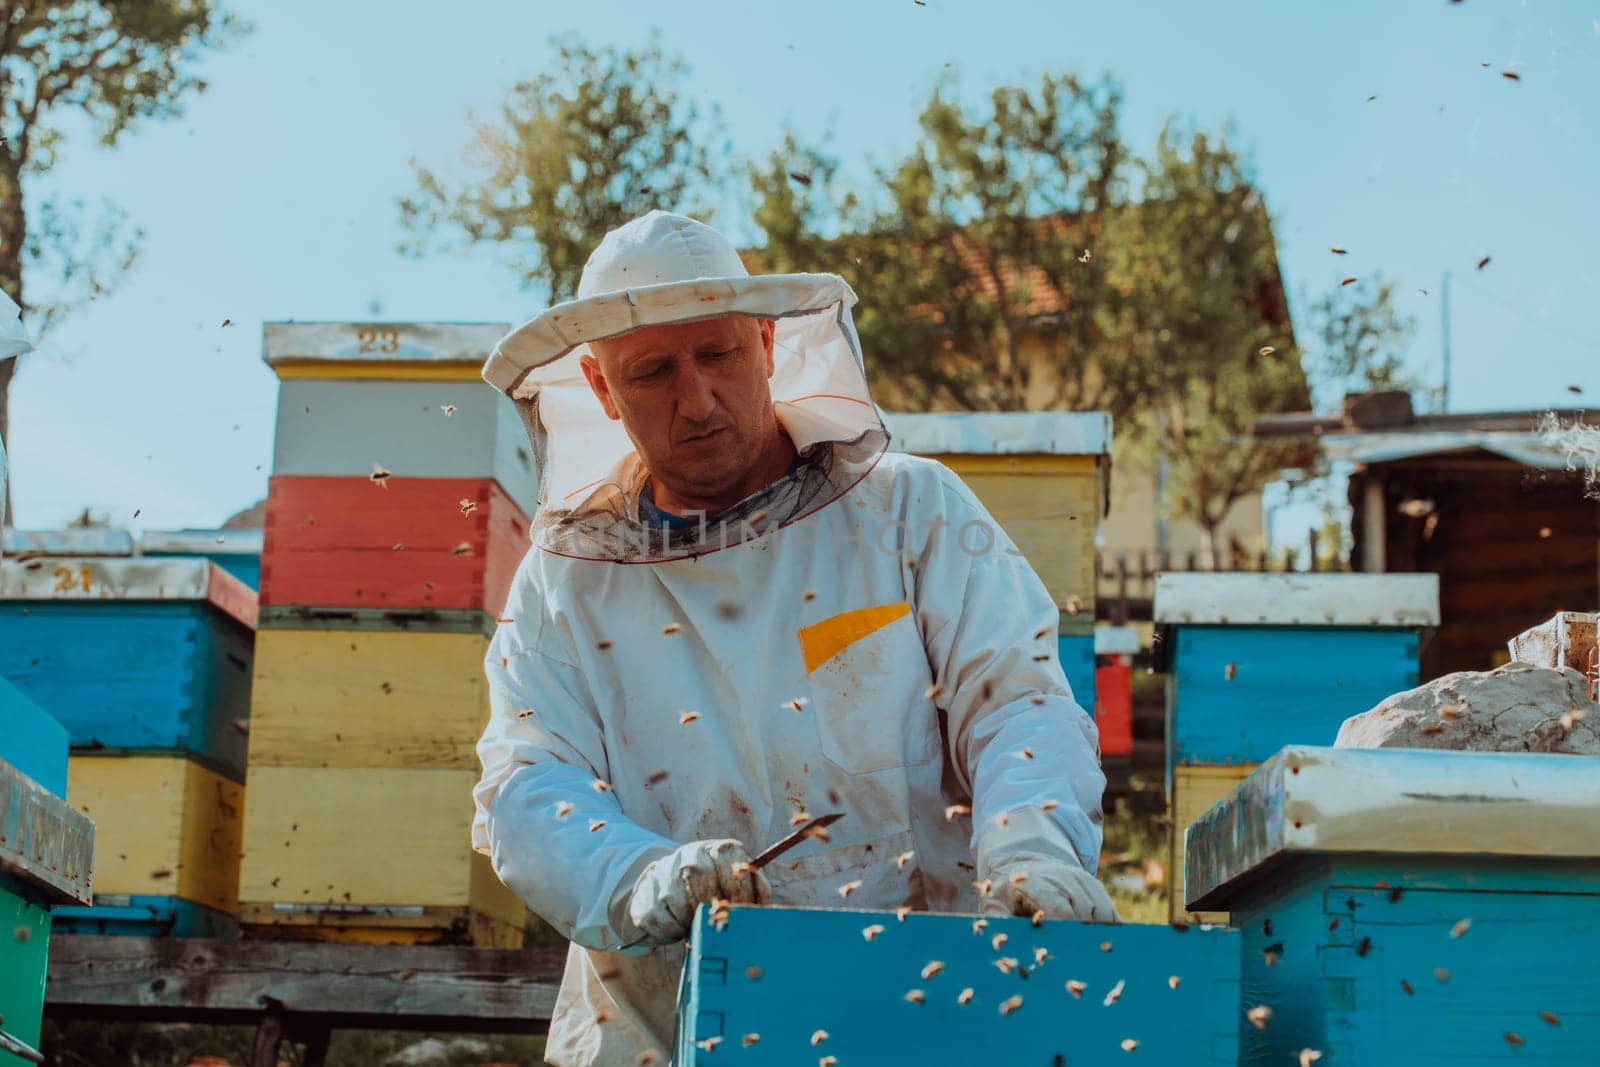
(482, 211, 887, 522)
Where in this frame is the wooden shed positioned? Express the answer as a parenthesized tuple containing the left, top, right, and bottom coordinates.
(1255, 395, 1600, 680)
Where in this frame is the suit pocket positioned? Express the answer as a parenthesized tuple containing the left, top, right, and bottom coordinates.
(798, 602, 940, 775)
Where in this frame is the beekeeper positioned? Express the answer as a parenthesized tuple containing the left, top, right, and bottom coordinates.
(473, 211, 1113, 1065)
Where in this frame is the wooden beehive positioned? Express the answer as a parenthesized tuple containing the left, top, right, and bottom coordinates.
(259, 475, 527, 615)
(1093, 624, 1138, 759)
(261, 321, 535, 510)
(886, 413, 1110, 638)
(674, 904, 1239, 1065)
(1155, 573, 1439, 922)
(54, 753, 243, 937)
(1155, 572, 1439, 767)
(237, 765, 524, 946)
(1187, 746, 1600, 1063)
(0, 557, 256, 780)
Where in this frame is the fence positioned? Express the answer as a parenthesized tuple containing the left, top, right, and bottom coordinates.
(1097, 530, 1351, 624)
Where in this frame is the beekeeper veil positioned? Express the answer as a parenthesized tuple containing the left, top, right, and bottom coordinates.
(482, 211, 888, 563)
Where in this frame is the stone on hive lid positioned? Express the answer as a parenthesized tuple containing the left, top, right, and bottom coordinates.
(1334, 661, 1599, 754)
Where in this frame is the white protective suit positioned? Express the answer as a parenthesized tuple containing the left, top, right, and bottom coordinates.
(473, 212, 1108, 1065)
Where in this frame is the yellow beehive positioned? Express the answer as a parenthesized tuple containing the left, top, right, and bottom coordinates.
(67, 754, 243, 914)
(237, 765, 524, 946)
(886, 413, 1110, 635)
(247, 628, 491, 770)
(1169, 763, 1255, 925)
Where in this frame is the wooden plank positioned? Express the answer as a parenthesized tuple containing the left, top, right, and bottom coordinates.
(44, 936, 563, 1032)
(238, 767, 524, 933)
(248, 629, 490, 770)
(68, 755, 242, 913)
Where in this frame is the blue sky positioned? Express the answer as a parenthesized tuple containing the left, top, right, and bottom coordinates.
(8, 0, 1598, 530)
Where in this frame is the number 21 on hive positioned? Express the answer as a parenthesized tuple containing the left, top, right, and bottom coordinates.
(53, 565, 92, 593)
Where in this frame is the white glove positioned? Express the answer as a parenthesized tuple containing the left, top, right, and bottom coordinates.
(976, 808, 1118, 924)
(625, 839, 772, 947)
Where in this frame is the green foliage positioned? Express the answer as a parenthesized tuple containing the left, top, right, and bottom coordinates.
(1100, 793, 1171, 924)
(752, 82, 1314, 553)
(754, 72, 1134, 414)
(1127, 123, 1309, 561)
(1304, 274, 1424, 408)
(398, 34, 725, 302)
(0, 0, 244, 486)
(0, 0, 244, 300)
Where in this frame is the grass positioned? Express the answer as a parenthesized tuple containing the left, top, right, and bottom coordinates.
(1100, 785, 1174, 925)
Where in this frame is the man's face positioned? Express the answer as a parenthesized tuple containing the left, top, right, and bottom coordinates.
(582, 315, 780, 507)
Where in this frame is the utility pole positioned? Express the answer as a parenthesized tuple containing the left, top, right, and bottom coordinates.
(1440, 270, 1453, 413)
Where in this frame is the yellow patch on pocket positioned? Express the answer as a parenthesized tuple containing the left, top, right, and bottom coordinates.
(797, 602, 913, 673)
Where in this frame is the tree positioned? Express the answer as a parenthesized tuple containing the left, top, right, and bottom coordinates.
(399, 35, 726, 303)
(1125, 124, 1308, 567)
(0, 0, 242, 513)
(752, 82, 1312, 565)
(752, 72, 1138, 414)
(1303, 275, 1423, 409)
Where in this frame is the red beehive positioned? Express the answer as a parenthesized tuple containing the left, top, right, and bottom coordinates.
(1094, 656, 1133, 758)
(260, 475, 528, 614)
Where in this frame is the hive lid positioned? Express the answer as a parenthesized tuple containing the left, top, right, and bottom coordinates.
(1185, 745, 1600, 910)
(140, 528, 264, 556)
(0, 556, 258, 629)
(883, 411, 1112, 457)
(263, 322, 509, 378)
(1154, 572, 1440, 627)
(1094, 624, 1141, 655)
(2, 527, 135, 557)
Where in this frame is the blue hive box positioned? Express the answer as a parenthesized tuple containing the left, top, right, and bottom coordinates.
(1057, 632, 1096, 717)
(1186, 745, 1600, 1064)
(0, 557, 257, 780)
(674, 904, 1240, 1064)
(0, 676, 68, 798)
(1155, 573, 1439, 767)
